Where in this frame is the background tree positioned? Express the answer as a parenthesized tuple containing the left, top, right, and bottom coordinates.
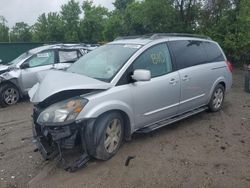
(173, 0, 202, 32)
(10, 22, 32, 42)
(113, 0, 134, 10)
(103, 11, 124, 41)
(0, 16, 9, 42)
(0, 0, 249, 64)
(80, 0, 109, 43)
(61, 0, 81, 41)
(46, 12, 65, 42)
(32, 13, 49, 42)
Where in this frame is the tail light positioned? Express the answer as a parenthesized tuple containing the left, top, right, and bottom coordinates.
(226, 60, 233, 72)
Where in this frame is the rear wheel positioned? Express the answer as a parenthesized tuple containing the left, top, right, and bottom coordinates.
(208, 84, 225, 112)
(0, 84, 20, 107)
(94, 112, 124, 160)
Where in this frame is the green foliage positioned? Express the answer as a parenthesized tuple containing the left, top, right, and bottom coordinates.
(199, 0, 250, 64)
(32, 13, 65, 42)
(61, 0, 81, 41)
(32, 13, 49, 42)
(0, 16, 9, 42)
(113, 0, 134, 10)
(80, 0, 109, 43)
(104, 11, 125, 41)
(46, 13, 65, 42)
(0, 0, 249, 64)
(124, 0, 177, 34)
(10, 22, 32, 42)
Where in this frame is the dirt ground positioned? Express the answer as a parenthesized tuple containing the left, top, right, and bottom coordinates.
(0, 68, 250, 188)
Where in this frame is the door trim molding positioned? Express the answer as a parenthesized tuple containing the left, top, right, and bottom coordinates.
(179, 93, 205, 104)
(144, 102, 179, 116)
(144, 93, 205, 116)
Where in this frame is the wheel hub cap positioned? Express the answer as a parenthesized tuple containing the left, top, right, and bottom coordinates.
(4, 88, 19, 105)
(213, 88, 223, 109)
(104, 119, 121, 153)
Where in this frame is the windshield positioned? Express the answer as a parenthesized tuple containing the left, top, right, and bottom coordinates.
(7, 52, 32, 66)
(67, 44, 141, 82)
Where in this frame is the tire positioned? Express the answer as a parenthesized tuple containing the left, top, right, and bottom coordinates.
(93, 112, 124, 160)
(0, 84, 20, 107)
(208, 84, 225, 112)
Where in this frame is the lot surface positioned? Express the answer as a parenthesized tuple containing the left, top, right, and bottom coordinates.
(0, 69, 250, 188)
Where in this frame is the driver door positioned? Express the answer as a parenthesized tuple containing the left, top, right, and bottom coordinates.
(130, 43, 181, 129)
(20, 50, 55, 93)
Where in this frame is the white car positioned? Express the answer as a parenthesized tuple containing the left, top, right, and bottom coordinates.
(0, 44, 95, 107)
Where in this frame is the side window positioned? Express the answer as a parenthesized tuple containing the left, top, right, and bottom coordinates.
(132, 43, 173, 78)
(59, 50, 81, 63)
(81, 49, 90, 55)
(27, 50, 55, 68)
(168, 40, 207, 69)
(203, 42, 225, 62)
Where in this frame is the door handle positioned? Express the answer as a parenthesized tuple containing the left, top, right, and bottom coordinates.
(182, 75, 189, 81)
(169, 78, 177, 85)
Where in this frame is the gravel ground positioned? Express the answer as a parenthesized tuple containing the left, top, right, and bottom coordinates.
(0, 68, 250, 188)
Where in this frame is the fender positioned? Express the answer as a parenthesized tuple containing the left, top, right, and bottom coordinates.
(0, 77, 24, 98)
(207, 76, 226, 104)
(78, 100, 135, 132)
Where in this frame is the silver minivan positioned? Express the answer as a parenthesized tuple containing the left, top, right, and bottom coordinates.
(29, 34, 232, 170)
(0, 44, 94, 107)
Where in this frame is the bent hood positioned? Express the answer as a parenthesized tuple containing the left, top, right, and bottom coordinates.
(29, 70, 113, 103)
(0, 64, 9, 74)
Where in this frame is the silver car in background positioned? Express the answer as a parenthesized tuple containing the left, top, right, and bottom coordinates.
(0, 44, 95, 107)
(29, 33, 233, 171)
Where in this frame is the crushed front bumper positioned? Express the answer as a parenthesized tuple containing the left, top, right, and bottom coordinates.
(32, 109, 94, 172)
(32, 122, 79, 159)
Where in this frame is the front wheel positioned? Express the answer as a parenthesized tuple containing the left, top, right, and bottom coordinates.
(208, 84, 225, 112)
(94, 112, 124, 160)
(0, 84, 20, 107)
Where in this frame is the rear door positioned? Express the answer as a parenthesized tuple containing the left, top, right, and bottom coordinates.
(168, 40, 226, 114)
(129, 43, 181, 129)
(54, 49, 82, 70)
(168, 40, 210, 113)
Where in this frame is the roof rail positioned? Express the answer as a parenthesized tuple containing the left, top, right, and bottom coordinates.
(150, 33, 211, 40)
(114, 35, 147, 41)
(115, 33, 211, 41)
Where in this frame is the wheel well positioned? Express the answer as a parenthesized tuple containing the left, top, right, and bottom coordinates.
(218, 81, 226, 90)
(1, 81, 15, 87)
(98, 110, 132, 141)
(0, 81, 22, 97)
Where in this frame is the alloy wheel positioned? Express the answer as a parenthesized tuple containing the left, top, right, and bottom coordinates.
(212, 88, 224, 109)
(3, 87, 19, 105)
(104, 118, 122, 153)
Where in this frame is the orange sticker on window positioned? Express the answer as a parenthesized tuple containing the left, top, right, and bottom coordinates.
(150, 51, 165, 64)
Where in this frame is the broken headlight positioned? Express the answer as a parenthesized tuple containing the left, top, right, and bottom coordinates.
(37, 97, 88, 125)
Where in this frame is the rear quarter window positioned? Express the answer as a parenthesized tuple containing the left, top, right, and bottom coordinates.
(168, 40, 207, 69)
(202, 42, 225, 62)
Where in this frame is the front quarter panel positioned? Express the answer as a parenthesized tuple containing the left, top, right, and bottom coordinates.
(76, 85, 135, 131)
(0, 69, 23, 94)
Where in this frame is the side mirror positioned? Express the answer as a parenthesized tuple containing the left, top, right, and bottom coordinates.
(0, 59, 2, 63)
(132, 69, 151, 82)
(20, 62, 30, 69)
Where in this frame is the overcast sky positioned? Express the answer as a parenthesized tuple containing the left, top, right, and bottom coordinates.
(0, 0, 115, 27)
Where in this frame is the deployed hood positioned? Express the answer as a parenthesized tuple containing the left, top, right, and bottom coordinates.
(29, 70, 113, 103)
(0, 64, 9, 74)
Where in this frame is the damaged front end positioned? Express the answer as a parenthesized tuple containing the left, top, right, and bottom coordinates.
(29, 70, 113, 171)
(32, 95, 94, 172)
(0, 67, 21, 86)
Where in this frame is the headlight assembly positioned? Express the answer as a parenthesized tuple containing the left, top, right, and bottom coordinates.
(37, 97, 88, 125)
